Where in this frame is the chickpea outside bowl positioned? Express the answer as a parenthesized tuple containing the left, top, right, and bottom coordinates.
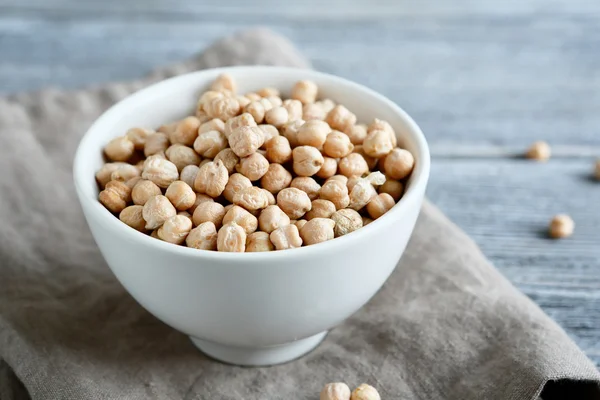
(73, 66, 430, 366)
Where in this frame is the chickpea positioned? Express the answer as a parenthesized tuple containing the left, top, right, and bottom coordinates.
(186, 221, 218, 250)
(258, 97, 274, 112)
(99, 180, 131, 213)
(210, 73, 236, 93)
(366, 193, 396, 219)
(353, 145, 378, 170)
(222, 205, 258, 234)
(192, 201, 226, 228)
(365, 171, 386, 186)
(258, 205, 291, 234)
(142, 195, 177, 230)
(141, 156, 179, 188)
(305, 199, 336, 220)
(265, 106, 289, 128)
(110, 164, 140, 182)
(379, 178, 404, 201)
(297, 120, 330, 149)
(165, 181, 196, 211)
(223, 173, 253, 203)
(259, 124, 279, 146)
(331, 208, 362, 237)
(210, 148, 237, 174)
(281, 119, 305, 148)
(224, 113, 257, 138)
(526, 140, 551, 161)
(320, 382, 351, 400)
(302, 103, 326, 121)
(363, 130, 394, 158)
(263, 188, 276, 205)
(326, 175, 348, 186)
(317, 98, 336, 113)
(191, 130, 226, 159)
(204, 96, 240, 121)
(316, 157, 338, 179)
(179, 165, 200, 189)
(270, 224, 303, 250)
(119, 205, 146, 232)
(292, 146, 325, 177)
(131, 179, 161, 206)
(165, 144, 202, 172)
(299, 218, 335, 246)
(348, 178, 378, 210)
(157, 215, 192, 244)
(126, 127, 153, 150)
(282, 99, 303, 121)
(346, 175, 361, 193)
(257, 87, 280, 98)
(338, 153, 369, 177)
(549, 214, 574, 239)
(217, 222, 247, 252)
(319, 180, 350, 210)
(383, 148, 414, 180)
(368, 118, 397, 147)
(125, 176, 142, 189)
(188, 193, 214, 214)
(245, 92, 262, 102)
(344, 124, 368, 145)
(170, 116, 200, 146)
(198, 91, 228, 111)
(261, 163, 293, 194)
(265, 136, 292, 164)
(323, 130, 354, 158)
(157, 121, 178, 136)
(199, 118, 225, 134)
(292, 219, 307, 230)
(236, 95, 251, 108)
(291, 80, 318, 104)
(236, 152, 269, 181)
(96, 162, 128, 188)
(326, 105, 356, 131)
(193, 160, 229, 197)
(104, 136, 135, 161)
(351, 384, 380, 400)
(233, 186, 270, 211)
(290, 177, 321, 200)
(245, 101, 266, 124)
(277, 187, 312, 219)
(228, 126, 265, 158)
(144, 132, 170, 157)
(246, 231, 274, 252)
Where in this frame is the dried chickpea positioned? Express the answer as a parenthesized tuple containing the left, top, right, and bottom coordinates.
(292, 219, 307, 230)
(303, 103, 326, 121)
(351, 384, 380, 400)
(323, 130, 354, 158)
(165, 181, 196, 211)
(125, 176, 142, 189)
(263, 188, 276, 205)
(144, 132, 170, 157)
(186, 221, 218, 250)
(346, 175, 361, 193)
(198, 90, 227, 111)
(344, 124, 368, 145)
(237, 152, 269, 181)
(228, 126, 265, 158)
(210, 73, 236, 93)
(363, 130, 394, 158)
(261, 163, 293, 194)
(96, 162, 128, 188)
(526, 140, 551, 161)
(131, 179, 161, 206)
(157, 215, 192, 244)
(214, 148, 239, 174)
(267, 97, 283, 108)
(245, 92, 261, 102)
(549, 214, 574, 239)
(157, 121, 178, 136)
(265, 136, 292, 164)
(245, 101, 266, 124)
(233, 186, 270, 211)
(331, 208, 362, 237)
(353, 145, 378, 170)
(270, 224, 302, 250)
(224, 113, 257, 138)
(291, 80, 318, 104)
(192, 201, 226, 228)
(217, 222, 247, 252)
(126, 127, 153, 150)
(317, 98, 336, 113)
(99, 180, 131, 213)
(281, 119, 304, 148)
(141, 156, 179, 188)
(257, 87, 280, 98)
(338, 153, 369, 178)
(192, 130, 226, 159)
(277, 188, 312, 219)
(367, 193, 395, 219)
(383, 148, 414, 180)
(236, 95, 251, 109)
(110, 164, 141, 182)
(320, 382, 351, 400)
(142, 194, 177, 230)
(104, 136, 135, 161)
(326, 175, 348, 186)
(179, 165, 200, 188)
(293, 146, 325, 177)
(223, 173, 253, 203)
(305, 199, 336, 220)
(282, 99, 303, 121)
(300, 218, 335, 246)
(379, 179, 404, 201)
(165, 144, 201, 171)
(316, 157, 338, 179)
(319, 180, 350, 210)
(297, 120, 330, 149)
(258, 205, 291, 233)
(195, 110, 211, 124)
(222, 205, 258, 234)
(368, 118, 397, 147)
(199, 118, 225, 134)
(194, 160, 229, 198)
(119, 205, 146, 232)
(290, 177, 321, 200)
(265, 106, 289, 128)
(365, 171, 386, 186)
(170, 116, 200, 146)
(326, 105, 356, 131)
(259, 124, 279, 146)
(258, 97, 274, 112)
(188, 193, 214, 214)
(349, 178, 378, 210)
(246, 231, 274, 252)
(204, 96, 240, 121)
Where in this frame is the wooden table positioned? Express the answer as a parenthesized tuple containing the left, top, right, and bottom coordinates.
(1, 0, 598, 365)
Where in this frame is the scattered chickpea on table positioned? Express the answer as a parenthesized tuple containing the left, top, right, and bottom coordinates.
(320, 382, 381, 400)
(97, 74, 415, 252)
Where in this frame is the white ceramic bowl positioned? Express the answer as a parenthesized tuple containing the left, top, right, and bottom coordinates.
(73, 66, 430, 366)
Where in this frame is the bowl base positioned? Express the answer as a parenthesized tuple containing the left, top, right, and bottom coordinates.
(190, 331, 328, 366)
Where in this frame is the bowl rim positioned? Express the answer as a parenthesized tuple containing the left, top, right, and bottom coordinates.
(74, 65, 430, 261)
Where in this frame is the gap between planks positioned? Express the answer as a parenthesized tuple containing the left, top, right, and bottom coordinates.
(430, 144, 600, 159)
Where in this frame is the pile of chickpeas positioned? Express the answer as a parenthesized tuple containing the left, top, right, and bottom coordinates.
(97, 74, 415, 252)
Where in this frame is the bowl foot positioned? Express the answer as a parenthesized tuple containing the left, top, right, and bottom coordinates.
(190, 331, 328, 366)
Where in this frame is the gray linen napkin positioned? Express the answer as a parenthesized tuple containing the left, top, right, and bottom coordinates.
(0, 28, 598, 400)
